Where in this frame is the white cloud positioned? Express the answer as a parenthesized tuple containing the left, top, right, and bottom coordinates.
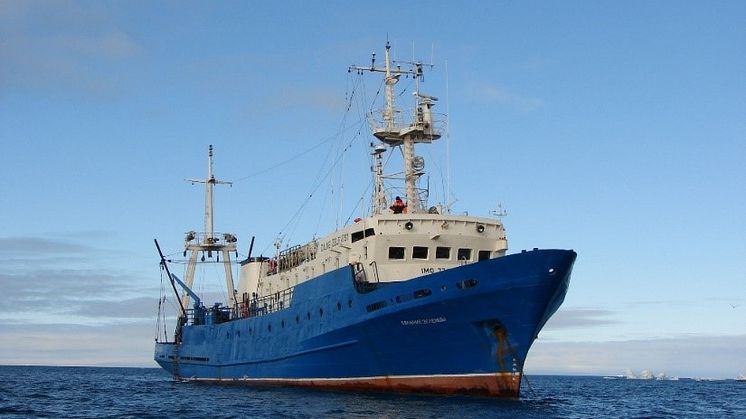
(464, 81, 544, 112)
(0, 321, 156, 367)
(0, 235, 157, 323)
(0, 1, 141, 96)
(0, 237, 95, 256)
(264, 86, 347, 112)
(57, 30, 140, 59)
(543, 308, 618, 329)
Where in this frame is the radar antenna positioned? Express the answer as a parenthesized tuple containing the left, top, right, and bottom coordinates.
(491, 204, 508, 220)
(350, 42, 442, 213)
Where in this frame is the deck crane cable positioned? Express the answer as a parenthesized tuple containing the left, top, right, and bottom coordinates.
(193, 261, 227, 306)
(156, 269, 166, 341)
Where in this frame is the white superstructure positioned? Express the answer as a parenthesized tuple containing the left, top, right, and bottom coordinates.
(236, 43, 508, 313)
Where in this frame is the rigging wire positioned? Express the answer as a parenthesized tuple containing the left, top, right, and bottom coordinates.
(344, 177, 373, 225)
(338, 72, 387, 226)
(233, 71, 369, 187)
(344, 141, 395, 223)
(231, 128, 356, 183)
(274, 119, 367, 246)
(445, 59, 453, 209)
(280, 123, 358, 247)
(265, 71, 383, 252)
(248, 66, 387, 258)
(310, 73, 370, 238)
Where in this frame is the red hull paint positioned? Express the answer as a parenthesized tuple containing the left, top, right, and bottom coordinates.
(189, 373, 523, 398)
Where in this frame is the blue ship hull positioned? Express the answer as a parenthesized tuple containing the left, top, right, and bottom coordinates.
(155, 249, 576, 397)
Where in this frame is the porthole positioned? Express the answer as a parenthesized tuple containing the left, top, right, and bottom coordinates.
(348, 299, 353, 308)
(307, 312, 311, 320)
(319, 308, 324, 317)
(268, 324, 272, 332)
(281, 320, 285, 328)
(337, 302, 342, 311)
(296, 315, 300, 324)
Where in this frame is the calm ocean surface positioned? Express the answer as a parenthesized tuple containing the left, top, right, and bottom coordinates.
(0, 366, 743, 418)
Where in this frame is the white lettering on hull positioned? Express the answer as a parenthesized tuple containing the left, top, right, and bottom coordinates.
(400, 316, 447, 326)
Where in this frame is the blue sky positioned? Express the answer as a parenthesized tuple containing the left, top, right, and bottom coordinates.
(1, 1, 745, 377)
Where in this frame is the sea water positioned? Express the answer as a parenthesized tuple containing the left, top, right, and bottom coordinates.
(0, 366, 743, 418)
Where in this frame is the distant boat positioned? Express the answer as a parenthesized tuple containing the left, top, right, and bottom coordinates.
(736, 374, 746, 382)
(655, 372, 678, 381)
(622, 369, 677, 380)
(639, 369, 655, 380)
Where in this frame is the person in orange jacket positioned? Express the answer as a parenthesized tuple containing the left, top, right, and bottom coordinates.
(390, 196, 407, 214)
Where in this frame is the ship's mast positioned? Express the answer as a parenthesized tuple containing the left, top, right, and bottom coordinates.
(371, 143, 387, 214)
(382, 45, 397, 133)
(351, 42, 441, 215)
(186, 145, 227, 238)
(182, 145, 238, 309)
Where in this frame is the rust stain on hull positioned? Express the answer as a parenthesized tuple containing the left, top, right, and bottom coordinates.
(494, 324, 507, 371)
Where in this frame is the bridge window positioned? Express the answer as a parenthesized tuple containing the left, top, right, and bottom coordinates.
(412, 246, 428, 259)
(436, 247, 451, 259)
(457, 248, 472, 261)
(389, 246, 405, 260)
(352, 228, 376, 243)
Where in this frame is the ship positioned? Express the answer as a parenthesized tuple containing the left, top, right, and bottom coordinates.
(154, 42, 577, 397)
